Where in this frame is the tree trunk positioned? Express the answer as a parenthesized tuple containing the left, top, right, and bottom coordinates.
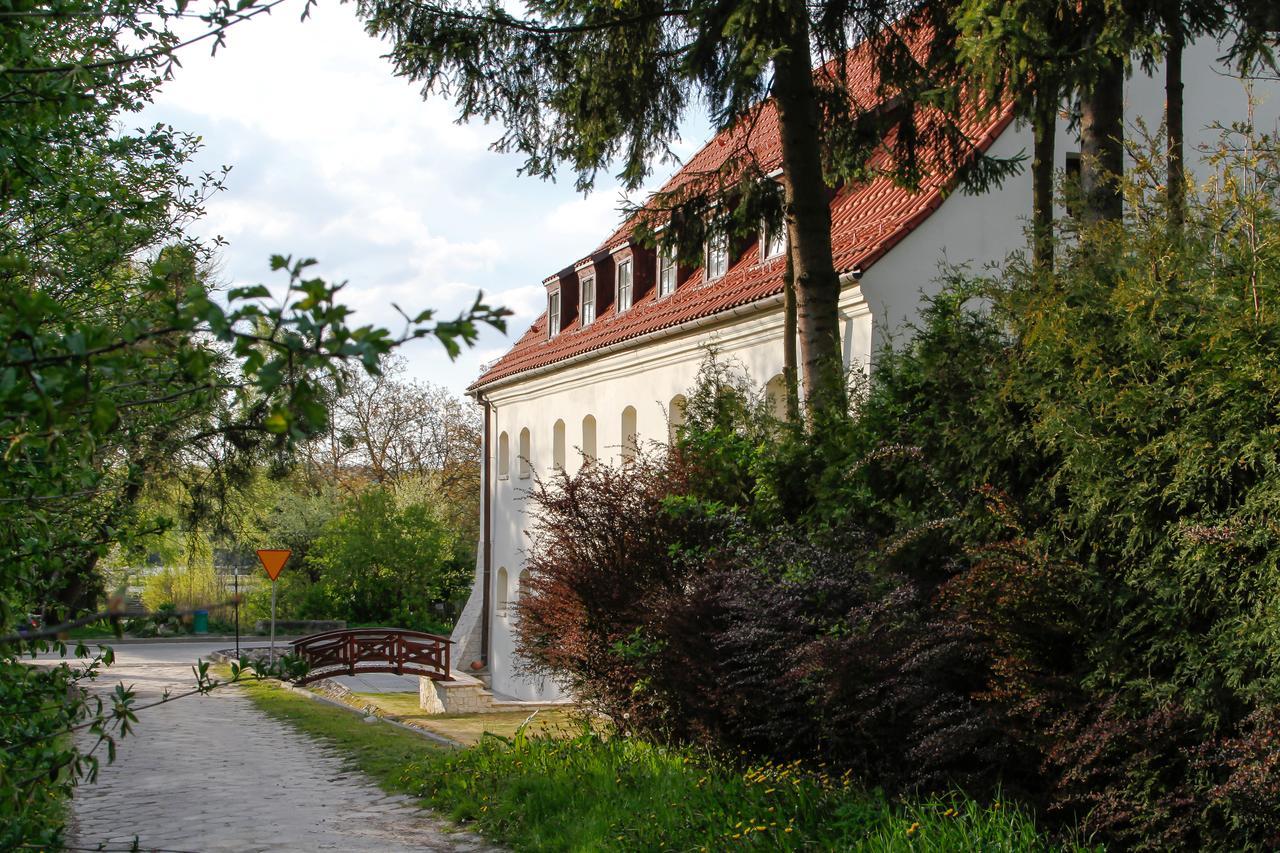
(1079, 54, 1125, 225)
(1165, 14, 1185, 237)
(783, 248, 800, 423)
(1032, 86, 1057, 270)
(773, 7, 846, 426)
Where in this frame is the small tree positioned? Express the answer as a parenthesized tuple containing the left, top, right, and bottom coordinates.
(311, 487, 468, 630)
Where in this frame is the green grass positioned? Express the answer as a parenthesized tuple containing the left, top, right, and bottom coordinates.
(237, 675, 1095, 852)
(406, 730, 1095, 852)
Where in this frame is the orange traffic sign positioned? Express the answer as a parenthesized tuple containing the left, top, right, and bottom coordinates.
(256, 549, 291, 581)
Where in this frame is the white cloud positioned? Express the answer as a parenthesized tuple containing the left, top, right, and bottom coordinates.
(141, 0, 711, 393)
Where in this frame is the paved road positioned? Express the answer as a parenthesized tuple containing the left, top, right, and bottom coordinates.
(38, 642, 495, 852)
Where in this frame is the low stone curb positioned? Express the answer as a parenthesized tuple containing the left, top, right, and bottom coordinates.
(297, 678, 465, 749)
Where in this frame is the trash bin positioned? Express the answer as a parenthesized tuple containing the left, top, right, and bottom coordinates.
(193, 609, 209, 634)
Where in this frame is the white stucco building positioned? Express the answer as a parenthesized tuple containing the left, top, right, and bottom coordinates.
(446, 36, 1277, 702)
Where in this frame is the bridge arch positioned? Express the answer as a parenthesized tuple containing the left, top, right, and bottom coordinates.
(289, 628, 452, 685)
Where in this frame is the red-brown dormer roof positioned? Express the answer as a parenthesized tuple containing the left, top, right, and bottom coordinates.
(470, 44, 1015, 393)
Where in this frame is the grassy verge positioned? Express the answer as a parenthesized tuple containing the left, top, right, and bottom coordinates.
(407, 730, 1094, 852)
(238, 676, 1093, 852)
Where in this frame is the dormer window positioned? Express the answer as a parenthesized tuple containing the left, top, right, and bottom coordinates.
(706, 230, 729, 280)
(547, 290, 561, 337)
(581, 277, 595, 326)
(617, 259, 633, 311)
(658, 249, 676, 297)
(761, 217, 786, 259)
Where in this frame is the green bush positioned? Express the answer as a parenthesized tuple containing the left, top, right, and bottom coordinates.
(310, 486, 470, 632)
(518, 128, 1280, 847)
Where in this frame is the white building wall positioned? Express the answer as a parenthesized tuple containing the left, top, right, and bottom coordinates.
(459, 40, 1277, 702)
(479, 289, 873, 699)
(864, 36, 1278, 352)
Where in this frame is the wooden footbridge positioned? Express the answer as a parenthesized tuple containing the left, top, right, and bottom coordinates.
(289, 627, 453, 685)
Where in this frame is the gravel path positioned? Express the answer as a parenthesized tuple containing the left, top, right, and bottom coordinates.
(55, 642, 497, 852)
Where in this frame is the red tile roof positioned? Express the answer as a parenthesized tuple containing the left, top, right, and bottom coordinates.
(470, 44, 1015, 392)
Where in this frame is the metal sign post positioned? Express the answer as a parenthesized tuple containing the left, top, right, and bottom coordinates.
(270, 580, 277, 665)
(255, 550, 291, 667)
(234, 570, 241, 659)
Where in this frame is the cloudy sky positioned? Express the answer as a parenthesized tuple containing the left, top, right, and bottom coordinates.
(139, 0, 708, 394)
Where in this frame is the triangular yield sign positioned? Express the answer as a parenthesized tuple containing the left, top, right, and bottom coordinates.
(256, 549, 291, 581)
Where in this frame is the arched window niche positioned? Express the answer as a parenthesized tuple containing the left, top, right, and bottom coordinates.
(552, 419, 566, 471)
(764, 374, 789, 421)
(581, 415, 597, 464)
(516, 569, 530, 615)
(497, 431, 510, 479)
(621, 406, 638, 464)
(668, 394, 687, 445)
(518, 427, 531, 478)
(496, 566, 509, 617)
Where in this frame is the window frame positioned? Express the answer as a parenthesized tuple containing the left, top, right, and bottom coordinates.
(616, 259, 633, 312)
(761, 216, 786, 260)
(705, 230, 729, 280)
(658, 248, 676, 297)
(547, 289, 561, 337)
(580, 276, 595, 326)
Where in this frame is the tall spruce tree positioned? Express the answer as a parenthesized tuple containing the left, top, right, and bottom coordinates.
(356, 0, 1020, 425)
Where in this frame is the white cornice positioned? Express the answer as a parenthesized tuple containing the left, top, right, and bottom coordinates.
(478, 274, 866, 404)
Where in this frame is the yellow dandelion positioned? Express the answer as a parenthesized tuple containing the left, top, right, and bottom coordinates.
(906, 822, 921, 836)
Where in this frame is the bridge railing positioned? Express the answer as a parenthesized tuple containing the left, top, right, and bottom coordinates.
(289, 627, 452, 686)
